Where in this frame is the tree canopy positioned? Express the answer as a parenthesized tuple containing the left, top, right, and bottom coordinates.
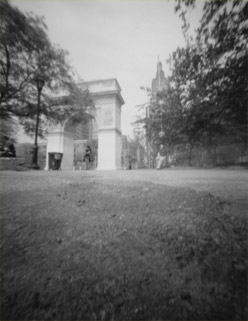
(0, 0, 93, 138)
(141, 0, 247, 162)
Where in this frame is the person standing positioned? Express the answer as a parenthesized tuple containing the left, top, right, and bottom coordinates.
(83, 145, 92, 170)
(156, 144, 166, 169)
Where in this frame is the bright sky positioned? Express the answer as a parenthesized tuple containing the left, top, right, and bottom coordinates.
(11, 0, 203, 138)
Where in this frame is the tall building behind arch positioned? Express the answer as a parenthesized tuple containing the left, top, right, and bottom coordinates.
(151, 60, 169, 97)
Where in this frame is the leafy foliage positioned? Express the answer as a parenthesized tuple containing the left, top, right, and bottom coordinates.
(144, 0, 247, 162)
(183, 0, 246, 143)
(128, 136, 146, 165)
(0, 0, 93, 137)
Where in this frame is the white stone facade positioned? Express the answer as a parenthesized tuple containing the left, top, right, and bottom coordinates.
(45, 78, 124, 170)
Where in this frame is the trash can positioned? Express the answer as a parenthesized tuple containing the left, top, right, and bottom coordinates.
(49, 153, 63, 170)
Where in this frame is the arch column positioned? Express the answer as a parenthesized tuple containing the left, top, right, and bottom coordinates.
(44, 124, 74, 170)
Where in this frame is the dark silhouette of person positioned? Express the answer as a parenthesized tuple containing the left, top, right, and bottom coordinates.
(83, 145, 92, 170)
(0, 136, 16, 157)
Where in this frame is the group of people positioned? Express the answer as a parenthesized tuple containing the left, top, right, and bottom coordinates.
(0, 138, 167, 169)
(82, 144, 167, 170)
(0, 137, 93, 168)
(0, 136, 16, 158)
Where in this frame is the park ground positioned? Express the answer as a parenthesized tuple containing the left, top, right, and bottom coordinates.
(0, 168, 247, 320)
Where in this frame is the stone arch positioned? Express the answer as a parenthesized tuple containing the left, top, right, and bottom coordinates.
(45, 78, 124, 170)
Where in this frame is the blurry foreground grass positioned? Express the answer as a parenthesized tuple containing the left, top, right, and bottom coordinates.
(1, 177, 247, 320)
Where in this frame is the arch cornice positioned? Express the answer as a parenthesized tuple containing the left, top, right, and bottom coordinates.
(78, 78, 125, 107)
(92, 90, 124, 106)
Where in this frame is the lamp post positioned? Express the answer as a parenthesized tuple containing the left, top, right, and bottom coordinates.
(140, 87, 152, 168)
(158, 98, 165, 138)
(146, 104, 151, 168)
(30, 77, 45, 169)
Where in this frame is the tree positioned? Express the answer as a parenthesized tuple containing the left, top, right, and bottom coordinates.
(0, 0, 93, 138)
(0, 117, 19, 142)
(136, 0, 247, 166)
(141, 0, 247, 166)
(173, 0, 248, 146)
(126, 136, 146, 168)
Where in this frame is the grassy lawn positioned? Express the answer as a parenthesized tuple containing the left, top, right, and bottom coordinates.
(1, 175, 247, 320)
